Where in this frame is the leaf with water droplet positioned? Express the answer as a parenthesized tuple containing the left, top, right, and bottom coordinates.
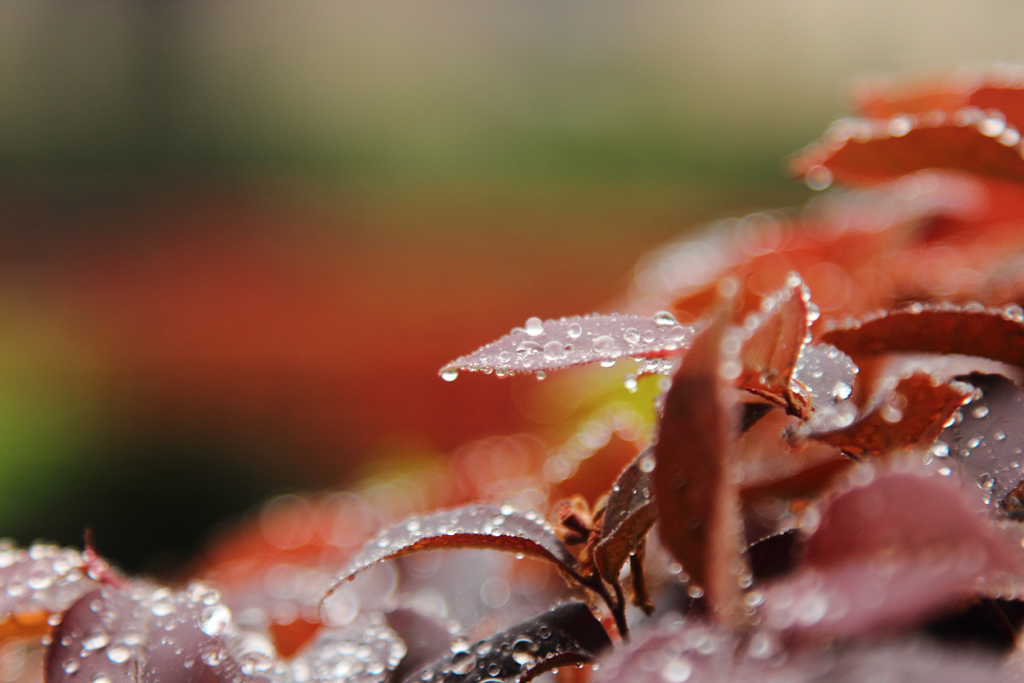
(326, 505, 580, 604)
(590, 451, 657, 606)
(0, 541, 101, 643)
(408, 602, 610, 683)
(762, 472, 1024, 642)
(384, 607, 454, 683)
(439, 314, 697, 378)
(820, 302, 1024, 369)
(651, 305, 747, 625)
(792, 112, 1024, 185)
(737, 275, 812, 417)
(806, 372, 973, 458)
(853, 66, 1024, 131)
(289, 612, 406, 683)
(46, 580, 280, 683)
(940, 372, 1024, 517)
(793, 343, 859, 411)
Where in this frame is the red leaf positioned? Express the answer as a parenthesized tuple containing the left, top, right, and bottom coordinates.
(807, 372, 974, 458)
(792, 113, 1024, 186)
(738, 275, 812, 416)
(440, 313, 696, 379)
(853, 66, 1024, 130)
(819, 303, 1024, 368)
(652, 307, 746, 624)
(592, 451, 657, 588)
(408, 602, 610, 683)
(327, 505, 580, 598)
(762, 472, 1024, 641)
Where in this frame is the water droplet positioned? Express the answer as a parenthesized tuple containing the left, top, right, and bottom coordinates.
(567, 323, 583, 339)
(687, 585, 704, 599)
(973, 405, 990, 419)
(930, 441, 950, 458)
(82, 629, 110, 651)
(653, 311, 678, 326)
(511, 638, 537, 666)
(660, 657, 693, 683)
(1003, 304, 1024, 323)
(881, 405, 903, 423)
(968, 436, 983, 449)
(543, 340, 566, 360)
(805, 165, 833, 191)
(92, 675, 111, 683)
(642, 330, 656, 343)
(441, 368, 459, 382)
(995, 431, 1006, 441)
(624, 374, 638, 393)
(62, 660, 80, 674)
(107, 645, 131, 664)
(623, 328, 641, 344)
(525, 318, 544, 337)
(830, 381, 852, 401)
(450, 651, 476, 675)
(593, 335, 620, 356)
(199, 604, 231, 637)
(201, 647, 226, 666)
(516, 341, 542, 357)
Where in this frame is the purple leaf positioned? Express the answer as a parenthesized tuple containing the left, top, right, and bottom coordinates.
(592, 451, 657, 590)
(762, 472, 1024, 642)
(46, 581, 278, 683)
(652, 307, 746, 625)
(0, 541, 99, 623)
(289, 612, 407, 683)
(439, 314, 696, 379)
(408, 602, 610, 683)
(384, 607, 454, 683)
(327, 505, 580, 602)
(939, 373, 1024, 516)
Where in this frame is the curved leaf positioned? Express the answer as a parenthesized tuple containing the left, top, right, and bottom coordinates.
(652, 307, 746, 624)
(328, 505, 579, 599)
(854, 66, 1024, 129)
(439, 314, 696, 379)
(592, 451, 657, 589)
(819, 303, 1024, 368)
(792, 112, 1024, 186)
(738, 275, 813, 416)
(807, 372, 974, 457)
(408, 602, 610, 683)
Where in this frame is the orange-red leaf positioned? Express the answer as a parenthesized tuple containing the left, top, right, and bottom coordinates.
(652, 307, 746, 624)
(808, 372, 974, 458)
(793, 113, 1024, 186)
(819, 303, 1024, 368)
(738, 276, 812, 417)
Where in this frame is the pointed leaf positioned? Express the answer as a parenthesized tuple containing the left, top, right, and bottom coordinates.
(792, 113, 1024, 186)
(762, 472, 1024, 641)
(328, 505, 580, 600)
(820, 303, 1024, 368)
(409, 602, 610, 683)
(807, 372, 974, 457)
(652, 308, 746, 624)
(592, 451, 657, 586)
(738, 275, 812, 416)
(939, 373, 1024, 516)
(439, 314, 696, 379)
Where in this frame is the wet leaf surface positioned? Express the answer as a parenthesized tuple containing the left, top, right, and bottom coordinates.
(763, 472, 1024, 641)
(738, 276, 812, 416)
(290, 612, 407, 683)
(793, 114, 1024, 185)
(384, 607, 454, 683)
(792, 344, 859, 411)
(819, 303, 1024, 368)
(592, 451, 657, 587)
(46, 581, 278, 683)
(807, 372, 973, 458)
(652, 308, 746, 623)
(0, 541, 98, 626)
(591, 616, 1015, 683)
(408, 602, 610, 683)
(440, 314, 696, 379)
(939, 373, 1024, 515)
(328, 505, 580, 598)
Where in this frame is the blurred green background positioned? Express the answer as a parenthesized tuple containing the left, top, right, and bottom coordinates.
(1, 0, 1023, 575)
